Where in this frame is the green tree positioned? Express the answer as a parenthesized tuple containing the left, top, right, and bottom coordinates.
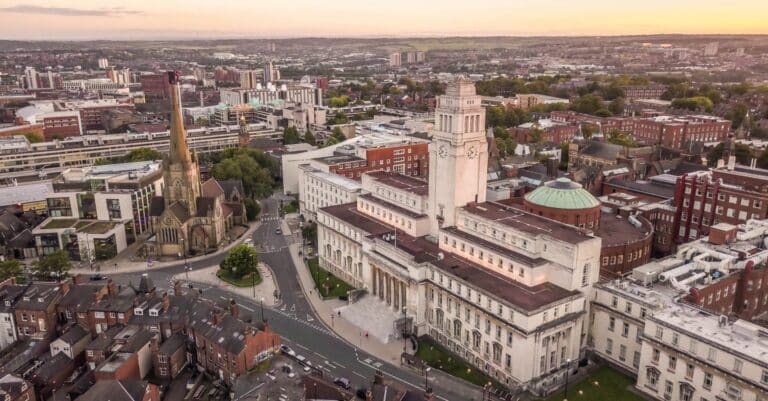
(607, 129, 638, 147)
(757, 148, 768, 169)
(328, 96, 350, 108)
(726, 104, 749, 129)
(570, 94, 605, 115)
(329, 112, 349, 125)
(608, 97, 626, 116)
(23, 132, 43, 143)
(195, 117, 210, 126)
(560, 142, 570, 169)
(211, 155, 274, 199)
(35, 250, 71, 280)
(706, 143, 754, 167)
(671, 97, 714, 113)
(283, 126, 301, 145)
(0, 260, 23, 281)
(219, 244, 259, 280)
(304, 130, 316, 145)
(244, 198, 261, 221)
(331, 127, 347, 142)
(529, 128, 543, 144)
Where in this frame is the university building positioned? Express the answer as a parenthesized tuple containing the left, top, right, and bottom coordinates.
(315, 78, 602, 393)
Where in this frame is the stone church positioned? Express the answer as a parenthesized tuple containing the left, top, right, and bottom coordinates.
(148, 71, 245, 257)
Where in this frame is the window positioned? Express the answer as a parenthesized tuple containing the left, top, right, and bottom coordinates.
(686, 363, 694, 379)
(652, 349, 660, 363)
(622, 322, 630, 337)
(672, 333, 679, 346)
(668, 356, 677, 372)
(762, 370, 768, 385)
(703, 372, 712, 389)
(619, 345, 626, 361)
(633, 351, 641, 368)
(606, 339, 613, 355)
(733, 359, 742, 373)
(655, 326, 663, 339)
(609, 317, 616, 331)
(664, 380, 673, 399)
(680, 384, 694, 401)
(647, 368, 659, 390)
(611, 296, 618, 308)
(707, 348, 716, 362)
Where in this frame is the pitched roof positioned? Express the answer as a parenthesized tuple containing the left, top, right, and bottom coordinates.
(579, 141, 623, 161)
(57, 324, 89, 345)
(58, 283, 105, 312)
(201, 179, 224, 198)
(75, 380, 150, 401)
(218, 179, 244, 200)
(195, 197, 216, 217)
(167, 201, 190, 222)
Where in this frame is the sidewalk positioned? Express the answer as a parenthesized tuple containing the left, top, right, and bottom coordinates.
(70, 220, 262, 276)
(287, 242, 406, 365)
(172, 262, 279, 307)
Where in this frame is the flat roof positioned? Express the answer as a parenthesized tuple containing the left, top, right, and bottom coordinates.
(300, 165, 362, 191)
(365, 171, 428, 196)
(467, 201, 594, 245)
(0, 182, 52, 207)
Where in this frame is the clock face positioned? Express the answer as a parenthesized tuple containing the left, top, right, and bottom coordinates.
(438, 145, 448, 158)
(467, 145, 478, 159)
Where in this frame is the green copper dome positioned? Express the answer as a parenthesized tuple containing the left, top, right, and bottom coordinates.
(524, 177, 600, 210)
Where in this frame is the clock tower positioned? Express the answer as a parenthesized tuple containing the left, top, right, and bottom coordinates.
(428, 77, 488, 236)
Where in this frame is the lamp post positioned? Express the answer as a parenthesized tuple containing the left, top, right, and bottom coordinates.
(180, 237, 189, 274)
(251, 253, 256, 299)
(260, 297, 265, 323)
(424, 367, 431, 391)
(402, 307, 408, 353)
(563, 358, 572, 401)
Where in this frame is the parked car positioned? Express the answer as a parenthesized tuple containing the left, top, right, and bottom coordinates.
(275, 228, 282, 235)
(90, 274, 106, 281)
(280, 344, 295, 356)
(333, 377, 351, 390)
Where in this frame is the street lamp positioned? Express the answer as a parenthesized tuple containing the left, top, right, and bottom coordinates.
(402, 307, 408, 353)
(251, 253, 256, 299)
(180, 237, 189, 274)
(424, 367, 431, 391)
(563, 358, 572, 401)
(260, 297, 265, 323)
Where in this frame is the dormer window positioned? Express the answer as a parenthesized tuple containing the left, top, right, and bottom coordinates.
(149, 309, 159, 317)
(134, 308, 144, 316)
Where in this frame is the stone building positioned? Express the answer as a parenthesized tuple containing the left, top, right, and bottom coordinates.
(149, 71, 244, 257)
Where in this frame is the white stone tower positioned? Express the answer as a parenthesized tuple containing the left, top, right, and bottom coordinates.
(428, 77, 488, 236)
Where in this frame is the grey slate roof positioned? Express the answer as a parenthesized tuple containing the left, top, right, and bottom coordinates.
(75, 380, 150, 401)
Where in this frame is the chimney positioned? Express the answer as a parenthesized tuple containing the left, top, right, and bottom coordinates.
(93, 288, 105, 303)
(162, 292, 170, 313)
(173, 281, 182, 297)
(229, 299, 238, 319)
(107, 279, 118, 295)
(373, 370, 384, 385)
(150, 334, 160, 353)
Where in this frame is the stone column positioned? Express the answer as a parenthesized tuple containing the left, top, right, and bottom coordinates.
(393, 278, 400, 309)
(371, 267, 378, 296)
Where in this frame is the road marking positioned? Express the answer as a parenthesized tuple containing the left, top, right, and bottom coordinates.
(240, 305, 254, 312)
(314, 352, 327, 359)
(306, 314, 314, 322)
(334, 362, 346, 369)
(294, 343, 310, 352)
(352, 371, 366, 379)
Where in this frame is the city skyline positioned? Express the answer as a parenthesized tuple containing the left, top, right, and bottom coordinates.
(1, 0, 768, 40)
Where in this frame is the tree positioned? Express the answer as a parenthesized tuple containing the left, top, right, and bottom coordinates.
(219, 244, 258, 280)
(757, 148, 768, 169)
(23, 132, 43, 143)
(328, 96, 350, 108)
(195, 117, 210, 126)
(0, 260, 23, 281)
(329, 112, 349, 125)
(560, 142, 570, 169)
(671, 97, 714, 113)
(211, 155, 274, 199)
(35, 250, 71, 280)
(607, 129, 637, 148)
(282, 126, 301, 145)
(726, 104, 749, 130)
(244, 198, 261, 221)
(529, 128, 543, 144)
(608, 97, 626, 116)
(331, 127, 347, 142)
(570, 94, 605, 115)
(706, 143, 754, 167)
(95, 147, 163, 165)
(304, 130, 316, 145)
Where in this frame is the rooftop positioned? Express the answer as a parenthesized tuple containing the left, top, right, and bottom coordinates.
(299, 164, 363, 192)
(467, 201, 595, 245)
(524, 177, 600, 210)
(365, 171, 429, 196)
(0, 182, 52, 207)
(56, 160, 162, 184)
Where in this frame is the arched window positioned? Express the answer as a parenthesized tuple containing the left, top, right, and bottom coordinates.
(472, 330, 482, 350)
(435, 309, 444, 328)
(492, 342, 502, 364)
(453, 319, 462, 338)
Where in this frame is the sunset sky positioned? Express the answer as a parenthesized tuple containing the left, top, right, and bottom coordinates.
(1, 0, 767, 40)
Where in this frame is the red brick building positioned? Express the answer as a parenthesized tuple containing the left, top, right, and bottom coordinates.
(139, 74, 171, 101)
(510, 120, 579, 144)
(317, 141, 429, 180)
(550, 111, 731, 150)
(0, 374, 36, 401)
(14, 282, 62, 340)
(41, 111, 82, 140)
(620, 84, 667, 100)
(673, 166, 768, 243)
(77, 102, 135, 131)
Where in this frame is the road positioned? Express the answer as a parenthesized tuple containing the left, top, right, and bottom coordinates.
(107, 195, 485, 401)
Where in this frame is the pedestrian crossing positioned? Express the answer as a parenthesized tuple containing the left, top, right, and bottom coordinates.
(259, 215, 280, 222)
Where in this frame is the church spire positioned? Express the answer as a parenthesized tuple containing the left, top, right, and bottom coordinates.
(168, 71, 193, 166)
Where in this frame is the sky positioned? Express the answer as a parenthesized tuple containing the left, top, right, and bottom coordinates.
(1, 0, 767, 40)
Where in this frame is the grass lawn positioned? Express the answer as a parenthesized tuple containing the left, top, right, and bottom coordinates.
(216, 269, 262, 287)
(306, 257, 354, 299)
(415, 336, 498, 388)
(542, 366, 643, 401)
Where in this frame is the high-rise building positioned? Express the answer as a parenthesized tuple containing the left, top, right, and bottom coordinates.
(262, 62, 279, 83)
(389, 52, 402, 67)
(23, 67, 38, 89)
(239, 70, 259, 89)
(703, 42, 719, 56)
(97, 58, 109, 69)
